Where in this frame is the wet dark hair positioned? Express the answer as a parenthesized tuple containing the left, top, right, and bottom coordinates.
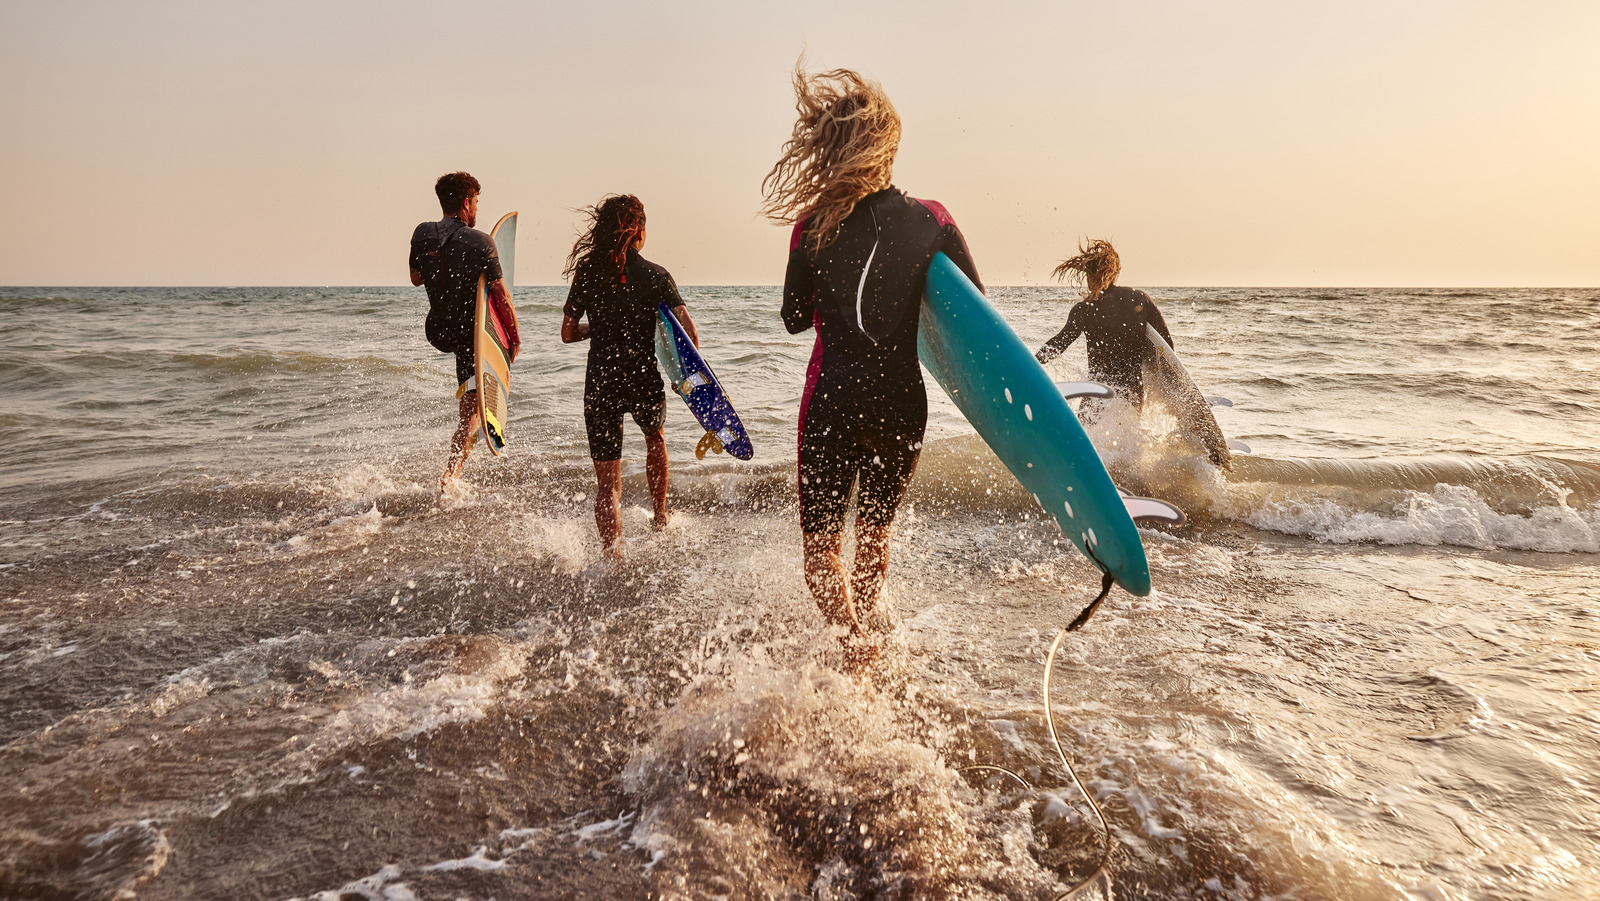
(434, 171, 481, 214)
(564, 194, 646, 283)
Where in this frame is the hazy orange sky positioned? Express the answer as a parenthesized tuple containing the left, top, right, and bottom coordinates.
(3, 1, 1597, 286)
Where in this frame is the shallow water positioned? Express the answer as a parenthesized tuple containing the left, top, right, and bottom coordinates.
(1, 283, 1597, 900)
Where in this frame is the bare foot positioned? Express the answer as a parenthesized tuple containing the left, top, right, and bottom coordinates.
(855, 595, 895, 635)
(839, 634, 880, 675)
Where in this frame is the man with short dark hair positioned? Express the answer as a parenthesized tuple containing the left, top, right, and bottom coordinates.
(409, 171, 519, 492)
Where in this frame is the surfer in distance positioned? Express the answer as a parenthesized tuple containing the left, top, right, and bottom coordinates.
(1035, 239, 1171, 410)
(561, 194, 698, 562)
(765, 61, 983, 674)
(409, 171, 519, 493)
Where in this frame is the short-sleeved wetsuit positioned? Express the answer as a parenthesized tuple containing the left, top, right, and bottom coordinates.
(410, 217, 504, 387)
(563, 249, 685, 461)
(782, 186, 982, 535)
(1035, 286, 1172, 400)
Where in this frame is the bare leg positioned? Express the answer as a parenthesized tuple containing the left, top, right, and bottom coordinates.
(593, 459, 623, 561)
(849, 519, 894, 633)
(645, 429, 671, 529)
(803, 532, 878, 673)
(440, 391, 480, 492)
(803, 532, 854, 629)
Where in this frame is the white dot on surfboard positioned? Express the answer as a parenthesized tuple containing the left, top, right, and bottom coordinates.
(1087, 528, 1099, 547)
(1024, 404, 1033, 420)
(1004, 388, 1013, 404)
(1064, 500, 1074, 518)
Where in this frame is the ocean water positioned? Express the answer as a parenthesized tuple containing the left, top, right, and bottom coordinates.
(1, 282, 1597, 901)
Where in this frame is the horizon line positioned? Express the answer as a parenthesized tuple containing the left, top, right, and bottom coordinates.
(3, 283, 1597, 291)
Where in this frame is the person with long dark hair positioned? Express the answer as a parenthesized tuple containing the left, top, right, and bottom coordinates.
(561, 194, 697, 561)
(764, 64, 983, 672)
(1035, 239, 1172, 408)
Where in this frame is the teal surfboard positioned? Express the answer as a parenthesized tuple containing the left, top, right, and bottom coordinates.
(919, 254, 1152, 596)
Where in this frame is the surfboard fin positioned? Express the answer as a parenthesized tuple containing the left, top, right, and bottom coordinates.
(1206, 396, 1234, 407)
(1119, 493, 1186, 525)
(695, 430, 726, 461)
(1056, 381, 1114, 401)
(1226, 439, 1251, 454)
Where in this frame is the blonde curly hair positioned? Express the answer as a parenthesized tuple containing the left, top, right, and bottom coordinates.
(1052, 239, 1121, 300)
(761, 61, 901, 254)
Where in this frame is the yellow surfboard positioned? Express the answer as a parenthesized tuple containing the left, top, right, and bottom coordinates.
(474, 212, 517, 454)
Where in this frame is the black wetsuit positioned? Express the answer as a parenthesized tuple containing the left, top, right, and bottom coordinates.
(781, 186, 982, 535)
(563, 249, 685, 461)
(410, 216, 503, 386)
(1035, 286, 1172, 400)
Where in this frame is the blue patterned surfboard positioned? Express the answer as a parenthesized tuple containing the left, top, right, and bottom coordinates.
(919, 254, 1151, 596)
(655, 303, 754, 461)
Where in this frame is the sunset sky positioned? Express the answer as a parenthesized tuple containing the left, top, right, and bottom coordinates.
(3, 1, 1597, 287)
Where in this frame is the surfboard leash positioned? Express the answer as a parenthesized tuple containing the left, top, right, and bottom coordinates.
(1044, 569, 1118, 900)
(1066, 570, 1117, 633)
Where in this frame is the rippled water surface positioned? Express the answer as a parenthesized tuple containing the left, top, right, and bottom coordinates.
(1, 283, 1597, 900)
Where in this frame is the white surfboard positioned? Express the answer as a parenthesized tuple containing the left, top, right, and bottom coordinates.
(1143, 324, 1232, 469)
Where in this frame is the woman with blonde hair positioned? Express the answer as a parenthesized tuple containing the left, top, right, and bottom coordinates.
(764, 63, 983, 672)
(1035, 239, 1172, 407)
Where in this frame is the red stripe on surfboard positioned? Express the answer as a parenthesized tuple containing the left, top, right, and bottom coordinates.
(490, 305, 509, 350)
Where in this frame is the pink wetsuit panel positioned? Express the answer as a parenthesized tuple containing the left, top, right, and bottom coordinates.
(913, 198, 955, 228)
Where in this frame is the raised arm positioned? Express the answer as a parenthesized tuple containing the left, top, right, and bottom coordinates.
(1036, 304, 1083, 365)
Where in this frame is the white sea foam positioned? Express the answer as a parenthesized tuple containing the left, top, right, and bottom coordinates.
(621, 659, 1067, 899)
(328, 463, 405, 501)
(298, 636, 528, 750)
(274, 504, 384, 556)
(517, 513, 595, 574)
(421, 845, 507, 872)
(290, 864, 413, 901)
(1244, 484, 1600, 552)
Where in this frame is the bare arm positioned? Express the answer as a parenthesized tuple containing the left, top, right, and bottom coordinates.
(672, 305, 699, 348)
(410, 268, 424, 287)
(561, 313, 589, 344)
